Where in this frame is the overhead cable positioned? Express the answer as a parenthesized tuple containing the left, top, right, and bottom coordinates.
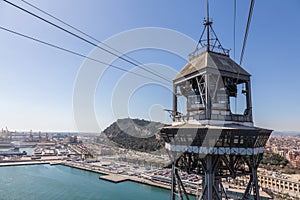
(3, 0, 171, 84)
(239, 0, 255, 65)
(0, 25, 171, 85)
(20, 0, 167, 79)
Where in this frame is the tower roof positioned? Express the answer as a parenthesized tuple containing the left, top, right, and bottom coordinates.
(174, 51, 251, 82)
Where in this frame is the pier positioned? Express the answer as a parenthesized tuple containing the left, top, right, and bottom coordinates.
(0, 160, 49, 167)
(99, 174, 128, 183)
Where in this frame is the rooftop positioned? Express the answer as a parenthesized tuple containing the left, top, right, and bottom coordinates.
(174, 51, 251, 81)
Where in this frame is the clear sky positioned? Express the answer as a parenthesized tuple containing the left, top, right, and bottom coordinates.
(0, 0, 299, 133)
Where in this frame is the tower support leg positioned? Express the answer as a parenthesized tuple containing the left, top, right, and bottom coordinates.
(170, 160, 190, 200)
(171, 162, 176, 200)
(206, 155, 213, 200)
(199, 155, 226, 200)
(242, 154, 263, 200)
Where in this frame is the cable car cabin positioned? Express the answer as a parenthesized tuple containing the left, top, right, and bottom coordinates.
(173, 51, 253, 126)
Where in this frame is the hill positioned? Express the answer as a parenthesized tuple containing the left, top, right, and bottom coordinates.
(102, 118, 166, 152)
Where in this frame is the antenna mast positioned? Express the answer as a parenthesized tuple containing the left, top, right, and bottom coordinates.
(205, 0, 211, 52)
(189, 0, 229, 59)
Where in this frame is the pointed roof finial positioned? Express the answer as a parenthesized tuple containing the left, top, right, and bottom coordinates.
(188, 0, 230, 60)
(206, 0, 211, 51)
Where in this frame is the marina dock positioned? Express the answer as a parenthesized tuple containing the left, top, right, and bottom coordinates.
(99, 174, 128, 183)
(62, 162, 172, 191)
(0, 161, 50, 167)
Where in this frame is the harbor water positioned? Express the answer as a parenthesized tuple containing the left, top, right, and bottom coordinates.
(0, 164, 184, 200)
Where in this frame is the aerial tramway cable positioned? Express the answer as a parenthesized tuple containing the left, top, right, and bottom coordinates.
(235, 0, 255, 113)
(233, 0, 237, 60)
(234, 0, 237, 113)
(0, 25, 170, 85)
(2, 0, 171, 84)
(239, 0, 255, 65)
(3, 0, 255, 85)
(19, 0, 168, 82)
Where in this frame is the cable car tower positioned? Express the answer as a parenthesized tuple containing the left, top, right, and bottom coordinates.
(160, 1, 272, 199)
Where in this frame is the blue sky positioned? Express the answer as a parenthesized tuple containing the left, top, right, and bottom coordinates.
(0, 0, 299, 132)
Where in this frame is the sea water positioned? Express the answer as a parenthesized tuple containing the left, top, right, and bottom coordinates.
(0, 164, 191, 200)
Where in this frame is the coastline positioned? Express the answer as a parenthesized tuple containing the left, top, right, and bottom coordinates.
(61, 162, 173, 192)
(0, 160, 177, 193)
(0, 160, 271, 199)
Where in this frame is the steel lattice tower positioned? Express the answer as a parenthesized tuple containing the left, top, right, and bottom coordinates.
(160, 4, 272, 199)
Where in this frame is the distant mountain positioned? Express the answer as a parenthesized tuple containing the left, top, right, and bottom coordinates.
(102, 118, 166, 152)
(272, 131, 300, 137)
